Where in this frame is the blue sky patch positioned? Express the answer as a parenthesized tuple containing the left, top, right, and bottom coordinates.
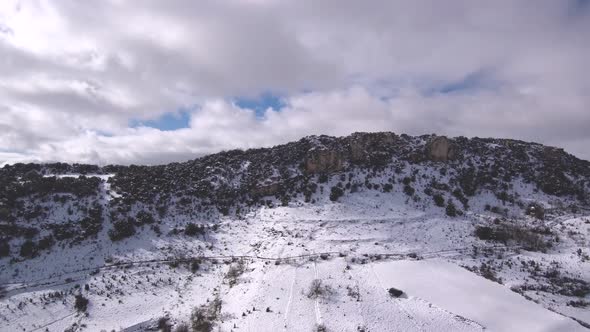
(234, 92, 285, 117)
(130, 110, 191, 131)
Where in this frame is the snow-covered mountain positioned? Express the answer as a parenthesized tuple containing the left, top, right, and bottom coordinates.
(0, 132, 589, 331)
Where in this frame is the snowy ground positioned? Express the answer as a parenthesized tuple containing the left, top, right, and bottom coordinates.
(1, 194, 589, 331)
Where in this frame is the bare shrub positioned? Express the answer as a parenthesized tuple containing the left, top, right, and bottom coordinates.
(157, 316, 172, 332)
(346, 285, 361, 301)
(225, 260, 247, 287)
(174, 322, 189, 332)
(307, 279, 334, 299)
(190, 297, 222, 332)
(315, 323, 328, 332)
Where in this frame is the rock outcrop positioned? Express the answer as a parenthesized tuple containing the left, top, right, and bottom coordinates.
(426, 136, 455, 162)
(346, 132, 397, 162)
(305, 148, 344, 173)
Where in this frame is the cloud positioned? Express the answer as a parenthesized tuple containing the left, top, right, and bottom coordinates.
(0, 0, 589, 165)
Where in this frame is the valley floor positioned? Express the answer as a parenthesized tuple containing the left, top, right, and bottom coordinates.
(1, 199, 589, 331)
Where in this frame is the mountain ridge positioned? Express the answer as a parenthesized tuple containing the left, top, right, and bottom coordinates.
(1, 132, 589, 331)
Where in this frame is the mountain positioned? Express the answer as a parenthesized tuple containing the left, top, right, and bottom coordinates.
(0, 132, 589, 331)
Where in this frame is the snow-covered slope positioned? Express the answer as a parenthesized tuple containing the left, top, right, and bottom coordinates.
(1, 133, 589, 331)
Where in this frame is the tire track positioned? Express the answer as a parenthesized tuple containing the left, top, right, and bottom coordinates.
(370, 263, 424, 332)
(312, 261, 322, 326)
(1, 244, 521, 295)
(283, 266, 297, 331)
(344, 266, 367, 329)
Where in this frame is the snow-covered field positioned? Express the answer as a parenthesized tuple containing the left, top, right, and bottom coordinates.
(1, 192, 589, 331)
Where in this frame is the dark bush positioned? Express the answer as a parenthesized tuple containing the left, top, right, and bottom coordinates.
(136, 210, 155, 224)
(108, 218, 136, 241)
(452, 189, 469, 208)
(190, 259, 201, 273)
(23, 227, 39, 239)
(403, 185, 415, 196)
(446, 201, 457, 217)
(315, 324, 328, 332)
(433, 194, 445, 207)
(74, 294, 89, 312)
(0, 241, 9, 258)
(38, 235, 54, 251)
(20, 240, 38, 258)
(330, 186, 344, 202)
(474, 226, 494, 241)
(475, 224, 550, 252)
(383, 183, 393, 192)
(157, 317, 172, 332)
(185, 223, 205, 237)
(388, 287, 404, 298)
(478, 263, 502, 283)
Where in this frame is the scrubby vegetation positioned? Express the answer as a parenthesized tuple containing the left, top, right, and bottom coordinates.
(225, 260, 247, 287)
(329, 186, 344, 201)
(474, 223, 551, 252)
(108, 218, 136, 241)
(0, 241, 10, 258)
(307, 279, 335, 299)
(74, 294, 89, 312)
(190, 297, 222, 332)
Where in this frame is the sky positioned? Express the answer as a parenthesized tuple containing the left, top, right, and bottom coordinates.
(0, 0, 589, 165)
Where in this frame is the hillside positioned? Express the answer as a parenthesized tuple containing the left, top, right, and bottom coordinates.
(0, 132, 589, 331)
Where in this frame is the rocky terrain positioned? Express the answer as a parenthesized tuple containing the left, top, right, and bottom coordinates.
(0, 132, 589, 331)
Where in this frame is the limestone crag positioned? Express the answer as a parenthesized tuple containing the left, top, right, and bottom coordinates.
(346, 132, 397, 162)
(426, 136, 455, 162)
(305, 148, 344, 173)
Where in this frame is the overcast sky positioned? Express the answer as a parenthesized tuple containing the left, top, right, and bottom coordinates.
(0, 0, 589, 165)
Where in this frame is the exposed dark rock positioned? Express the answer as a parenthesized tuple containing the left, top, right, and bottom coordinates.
(426, 136, 455, 162)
